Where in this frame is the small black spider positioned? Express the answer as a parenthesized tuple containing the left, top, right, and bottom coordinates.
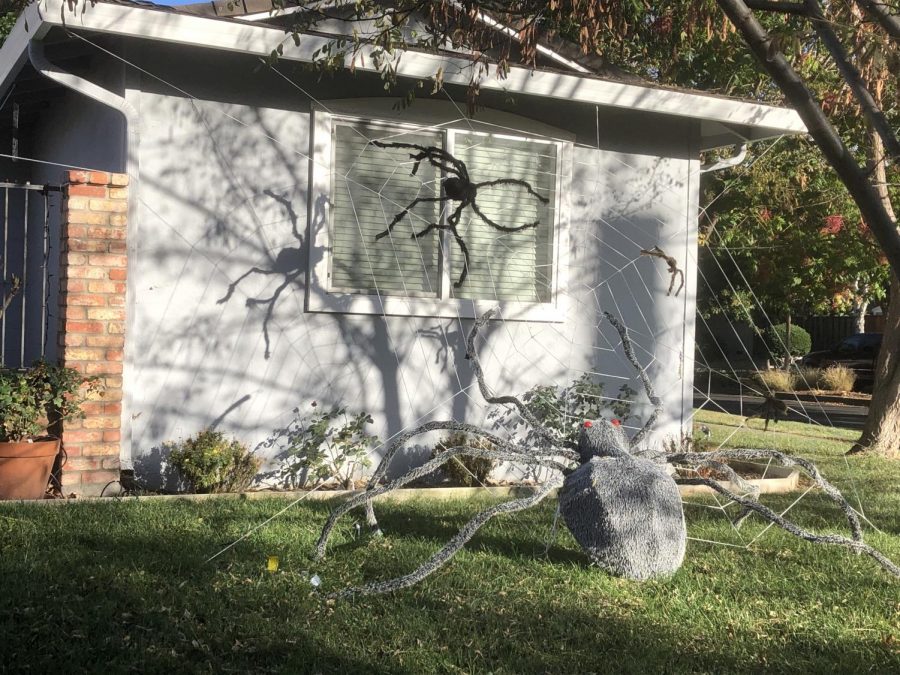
(371, 141, 549, 288)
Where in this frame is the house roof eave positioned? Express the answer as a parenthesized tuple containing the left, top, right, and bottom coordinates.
(0, 4, 51, 100)
(3, 0, 807, 146)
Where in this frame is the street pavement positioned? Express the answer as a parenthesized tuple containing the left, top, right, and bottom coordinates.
(694, 393, 868, 430)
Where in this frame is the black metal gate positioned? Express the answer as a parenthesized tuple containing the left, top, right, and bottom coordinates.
(0, 182, 61, 368)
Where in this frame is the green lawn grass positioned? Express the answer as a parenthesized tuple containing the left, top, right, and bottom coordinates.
(1, 413, 898, 673)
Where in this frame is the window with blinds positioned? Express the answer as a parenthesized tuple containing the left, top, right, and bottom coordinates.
(329, 123, 442, 296)
(326, 119, 559, 307)
(450, 133, 556, 303)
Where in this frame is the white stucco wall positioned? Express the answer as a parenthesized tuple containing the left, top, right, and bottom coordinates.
(127, 80, 699, 485)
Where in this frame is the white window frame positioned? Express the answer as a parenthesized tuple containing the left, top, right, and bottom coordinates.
(307, 104, 572, 322)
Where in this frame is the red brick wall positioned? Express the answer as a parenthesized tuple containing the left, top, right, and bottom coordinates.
(57, 171, 128, 497)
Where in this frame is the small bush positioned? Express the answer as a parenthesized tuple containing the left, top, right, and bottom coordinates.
(490, 373, 635, 445)
(278, 404, 378, 489)
(795, 367, 824, 390)
(663, 432, 704, 454)
(431, 433, 496, 486)
(755, 369, 797, 392)
(765, 323, 811, 357)
(818, 365, 857, 392)
(167, 430, 259, 494)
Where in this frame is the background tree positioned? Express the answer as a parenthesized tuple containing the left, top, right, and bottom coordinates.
(700, 137, 891, 334)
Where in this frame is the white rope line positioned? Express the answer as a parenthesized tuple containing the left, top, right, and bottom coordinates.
(746, 485, 816, 548)
(205, 482, 330, 563)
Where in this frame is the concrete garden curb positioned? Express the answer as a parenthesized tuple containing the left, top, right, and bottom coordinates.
(775, 392, 870, 406)
(5, 463, 802, 505)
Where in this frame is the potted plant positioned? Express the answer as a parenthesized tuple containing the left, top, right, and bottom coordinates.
(0, 361, 99, 500)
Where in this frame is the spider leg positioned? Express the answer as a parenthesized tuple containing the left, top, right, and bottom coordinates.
(217, 266, 279, 304)
(315, 440, 569, 560)
(691, 478, 898, 575)
(475, 178, 549, 204)
(373, 196, 446, 241)
(672, 269, 685, 297)
(670, 456, 760, 527)
(405, 221, 470, 288)
(667, 448, 864, 541)
(371, 141, 468, 181)
(451, 230, 471, 289)
(362, 419, 571, 536)
(331, 477, 562, 598)
(410, 222, 448, 240)
(446, 200, 466, 227)
(467, 310, 577, 452)
(471, 202, 540, 233)
(406, 202, 472, 289)
(603, 312, 663, 449)
(357, 316, 582, 535)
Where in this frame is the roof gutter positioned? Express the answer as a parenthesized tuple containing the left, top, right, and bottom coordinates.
(700, 144, 749, 173)
(27, 38, 139, 470)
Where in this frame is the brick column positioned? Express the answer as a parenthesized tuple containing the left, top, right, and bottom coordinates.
(57, 171, 128, 497)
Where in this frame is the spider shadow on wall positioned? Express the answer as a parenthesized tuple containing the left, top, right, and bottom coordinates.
(217, 192, 327, 359)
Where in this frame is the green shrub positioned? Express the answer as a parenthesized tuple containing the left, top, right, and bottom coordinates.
(755, 369, 797, 392)
(167, 430, 259, 494)
(431, 433, 496, 486)
(818, 365, 857, 392)
(278, 404, 378, 489)
(765, 323, 811, 357)
(491, 373, 635, 445)
(0, 361, 100, 442)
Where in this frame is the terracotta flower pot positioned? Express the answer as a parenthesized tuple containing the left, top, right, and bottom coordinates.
(0, 439, 60, 500)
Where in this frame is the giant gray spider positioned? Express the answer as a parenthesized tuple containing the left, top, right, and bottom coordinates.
(314, 310, 899, 598)
(371, 141, 549, 288)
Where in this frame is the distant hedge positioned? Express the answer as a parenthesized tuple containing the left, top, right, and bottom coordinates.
(765, 323, 811, 357)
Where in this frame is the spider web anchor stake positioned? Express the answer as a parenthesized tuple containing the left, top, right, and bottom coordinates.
(370, 141, 549, 288)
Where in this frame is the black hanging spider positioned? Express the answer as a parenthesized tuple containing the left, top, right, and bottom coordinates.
(371, 141, 550, 288)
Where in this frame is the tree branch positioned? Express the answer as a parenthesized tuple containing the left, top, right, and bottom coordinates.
(855, 0, 900, 40)
(716, 0, 900, 278)
(804, 0, 900, 160)
(744, 1, 808, 14)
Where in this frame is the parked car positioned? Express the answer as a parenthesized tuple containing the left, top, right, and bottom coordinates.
(801, 333, 883, 385)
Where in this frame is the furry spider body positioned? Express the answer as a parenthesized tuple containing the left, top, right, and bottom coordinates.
(560, 420, 687, 580)
(314, 310, 899, 599)
(371, 141, 549, 288)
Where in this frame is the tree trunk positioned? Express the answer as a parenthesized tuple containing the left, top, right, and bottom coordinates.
(851, 274, 900, 457)
(854, 300, 868, 334)
(851, 278, 869, 334)
(785, 312, 792, 368)
(851, 130, 900, 457)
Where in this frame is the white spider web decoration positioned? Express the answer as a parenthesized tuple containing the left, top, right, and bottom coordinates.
(46, 30, 889, 567)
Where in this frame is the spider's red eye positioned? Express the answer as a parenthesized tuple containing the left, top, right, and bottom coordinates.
(583, 420, 593, 428)
(611, 419, 621, 427)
